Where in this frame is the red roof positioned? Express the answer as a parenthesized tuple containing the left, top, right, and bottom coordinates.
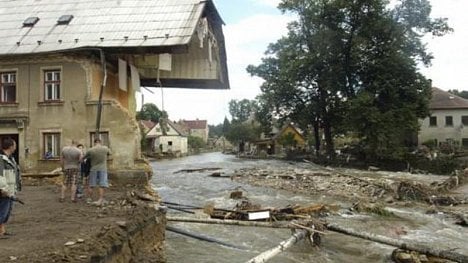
(181, 119, 207, 130)
(430, 87, 468, 109)
(140, 120, 156, 130)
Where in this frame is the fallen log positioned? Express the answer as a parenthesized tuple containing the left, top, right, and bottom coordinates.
(162, 201, 248, 215)
(166, 206, 195, 214)
(174, 167, 221, 174)
(327, 223, 468, 263)
(168, 216, 290, 229)
(167, 216, 327, 234)
(166, 225, 245, 250)
(162, 201, 201, 209)
(245, 229, 308, 263)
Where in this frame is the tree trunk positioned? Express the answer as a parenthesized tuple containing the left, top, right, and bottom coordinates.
(322, 118, 335, 159)
(245, 230, 308, 263)
(313, 117, 321, 157)
(327, 223, 468, 262)
(167, 216, 291, 229)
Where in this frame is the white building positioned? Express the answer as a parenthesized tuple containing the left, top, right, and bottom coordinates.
(146, 121, 188, 156)
(419, 88, 468, 148)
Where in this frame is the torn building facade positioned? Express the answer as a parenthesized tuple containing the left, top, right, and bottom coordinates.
(0, 0, 229, 176)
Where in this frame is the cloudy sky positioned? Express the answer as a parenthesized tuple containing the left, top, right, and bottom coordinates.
(139, 0, 468, 125)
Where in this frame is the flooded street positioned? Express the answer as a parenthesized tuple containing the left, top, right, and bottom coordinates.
(151, 152, 468, 263)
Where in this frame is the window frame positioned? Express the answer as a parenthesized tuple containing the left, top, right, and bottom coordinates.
(429, 116, 437, 127)
(42, 131, 61, 160)
(445, 116, 453, 127)
(89, 131, 110, 147)
(462, 138, 468, 148)
(0, 71, 17, 104)
(43, 69, 61, 102)
(462, 116, 468, 126)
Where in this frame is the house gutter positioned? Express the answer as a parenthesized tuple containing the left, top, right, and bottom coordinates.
(95, 49, 107, 137)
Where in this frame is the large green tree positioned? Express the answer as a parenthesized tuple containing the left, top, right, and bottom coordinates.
(208, 123, 224, 138)
(136, 103, 164, 123)
(248, 0, 451, 160)
(228, 99, 259, 123)
(225, 121, 261, 145)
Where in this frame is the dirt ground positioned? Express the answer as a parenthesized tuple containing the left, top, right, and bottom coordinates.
(0, 177, 152, 263)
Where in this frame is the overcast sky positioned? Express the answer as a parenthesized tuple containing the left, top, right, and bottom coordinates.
(138, 0, 468, 125)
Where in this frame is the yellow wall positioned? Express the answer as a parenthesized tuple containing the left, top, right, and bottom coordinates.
(278, 125, 306, 147)
(0, 54, 142, 174)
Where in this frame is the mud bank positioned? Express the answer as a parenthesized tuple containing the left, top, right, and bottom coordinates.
(0, 177, 166, 263)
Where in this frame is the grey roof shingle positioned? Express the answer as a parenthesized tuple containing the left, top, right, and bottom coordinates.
(430, 87, 468, 109)
(0, 0, 214, 55)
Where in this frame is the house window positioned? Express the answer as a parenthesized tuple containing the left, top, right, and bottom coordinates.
(44, 70, 61, 101)
(90, 132, 109, 147)
(168, 141, 173, 146)
(0, 72, 16, 103)
(462, 138, 468, 148)
(429, 116, 437, 127)
(43, 133, 61, 159)
(445, 116, 453, 127)
(462, 116, 468, 126)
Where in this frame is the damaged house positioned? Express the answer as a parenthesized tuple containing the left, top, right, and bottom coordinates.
(0, 0, 229, 177)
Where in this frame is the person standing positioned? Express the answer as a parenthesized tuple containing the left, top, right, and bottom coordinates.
(60, 140, 82, 202)
(76, 144, 92, 200)
(0, 137, 20, 237)
(85, 138, 111, 206)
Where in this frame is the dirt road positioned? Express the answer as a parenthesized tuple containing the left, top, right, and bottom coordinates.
(0, 178, 134, 262)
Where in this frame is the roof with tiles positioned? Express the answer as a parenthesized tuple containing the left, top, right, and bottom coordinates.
(0, 0, 222, 55)
(430, 87, 468, 110)
(139, 120, 156, 130)
(181, 119, 207, 130)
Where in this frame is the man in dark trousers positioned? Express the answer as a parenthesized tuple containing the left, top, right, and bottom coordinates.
(0, 137, 21, 238)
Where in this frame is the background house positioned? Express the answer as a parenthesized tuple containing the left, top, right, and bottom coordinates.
(0, 0, 228, 177)
(145, 120, 188, 157)
(253, 123, 306, 155)
(179, 119, 209, 143)
(419, 87, 468, 149)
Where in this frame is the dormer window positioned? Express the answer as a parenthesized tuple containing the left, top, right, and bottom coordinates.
(57, 15, 73, 25)
(23, 17, 39, 27)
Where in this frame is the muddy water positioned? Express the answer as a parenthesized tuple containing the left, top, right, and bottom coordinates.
(150, 152, 468, 263)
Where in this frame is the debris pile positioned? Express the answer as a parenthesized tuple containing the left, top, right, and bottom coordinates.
(232, 167, 467, 207)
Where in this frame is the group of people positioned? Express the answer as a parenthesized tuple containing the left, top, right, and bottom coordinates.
(0, 136, 111, 239)
(60, 138, 111, 206)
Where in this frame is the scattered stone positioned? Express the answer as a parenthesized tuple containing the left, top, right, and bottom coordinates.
(384, 196, 394, 203)
(210, 172, 222, 177)
(135, 191, 156, 202)
(9, 256, 17, 261)
(64, 241, 76, 246)
(116, 221, 127, 228)
(419, 254, 428, 262)
(230, 190, 243, 199)
(76, 239, 85, 243)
